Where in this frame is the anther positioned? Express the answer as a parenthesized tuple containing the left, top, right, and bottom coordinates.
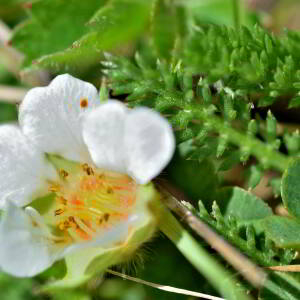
(59, 196, 67, 205)
(59, 169, 69, 178)
(104, 213, 110, 222)
(68, 216, 77, 228)
(107, 187, 114, 194)
(55, 208, 64, 216)
(49, 183, 60, 192)
(82, 163, 94, 175)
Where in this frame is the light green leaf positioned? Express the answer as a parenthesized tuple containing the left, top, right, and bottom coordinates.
(183, 0, 253, 27)
(216, 187, 273, 221)
(261, 216, 300, 248)
(29, 0, 153, 75)
(282, 158, 300, 218)
(11, 0, 105, 67)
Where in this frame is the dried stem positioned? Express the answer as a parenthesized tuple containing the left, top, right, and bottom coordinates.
(0, 19, 24, 77)
(156, 181, 267, 288)
(0, 85, 28, 103)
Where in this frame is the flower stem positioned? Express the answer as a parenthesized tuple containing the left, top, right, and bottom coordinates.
(152, 200, 253, 300)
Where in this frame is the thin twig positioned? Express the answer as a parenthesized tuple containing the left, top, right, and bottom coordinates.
(0, 19, 24, 77)
(107, 269, 225, 300)
(0, 85, 28, 103)
(156, 180, 267, 288)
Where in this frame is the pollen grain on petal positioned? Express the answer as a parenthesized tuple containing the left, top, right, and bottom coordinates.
(80, 98, 89, 108)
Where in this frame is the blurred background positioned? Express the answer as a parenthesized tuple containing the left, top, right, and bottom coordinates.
(0, 0, 300, 299)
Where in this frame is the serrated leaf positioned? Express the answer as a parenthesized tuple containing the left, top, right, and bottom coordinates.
(282, 158, 300, 218)
(19, 0, 153, 75)
(261, 216, 300, 248)
(12, 0, 105, 67)
(216, 187, 273, 221)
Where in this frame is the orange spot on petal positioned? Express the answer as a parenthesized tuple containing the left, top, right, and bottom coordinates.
(80, 98, 88, 108)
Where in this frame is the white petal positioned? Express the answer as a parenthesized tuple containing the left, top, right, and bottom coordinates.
(82, 100, 128, 173)
(0, 124, 56, 208)
(19, 74, 99, 163)
(0, 203, 54, 277)
(124, 108, 175, 184)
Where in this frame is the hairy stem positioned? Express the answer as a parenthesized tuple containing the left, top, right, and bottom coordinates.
(193, 107, 290, 172)
(154, 85, 290, 172)
(157, 182, 267, 287)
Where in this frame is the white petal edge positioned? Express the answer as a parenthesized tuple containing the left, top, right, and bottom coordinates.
(19, 74, 99, 163)
(124, 108, 175, 184)
(82, 100, 129, 173)
(0, 203, 55, 277)
(0, 124, 57, 209)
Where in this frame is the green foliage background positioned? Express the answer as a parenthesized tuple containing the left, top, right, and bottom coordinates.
(3, 0, 300, 299)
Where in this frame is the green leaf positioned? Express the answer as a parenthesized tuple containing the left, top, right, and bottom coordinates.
(11, 0, 105, 67)
(216, 187, 273, 221)
(0, 272, 37, 300)
(247, 165, 262, 189)
(151, 0, 176, 60)
(282, 158, 300, 218)
(258, 96, 277, 107)
(184, 0, 253, 27)
(261, 216, 300, 248)
(288, 96, 300, 108)
(31, 0, 153, 75)
(218, 150, 240, 171)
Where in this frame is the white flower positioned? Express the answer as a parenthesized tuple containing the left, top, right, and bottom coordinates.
(0, 74, 175, 282)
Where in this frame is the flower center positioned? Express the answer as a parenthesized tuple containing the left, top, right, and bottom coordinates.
(47, 163, 137, 244)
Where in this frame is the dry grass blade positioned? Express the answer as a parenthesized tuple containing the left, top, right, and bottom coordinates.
(107, 269, 225, 300)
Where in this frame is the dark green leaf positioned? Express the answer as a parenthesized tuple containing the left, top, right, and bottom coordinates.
(168, 154, 219, 206)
